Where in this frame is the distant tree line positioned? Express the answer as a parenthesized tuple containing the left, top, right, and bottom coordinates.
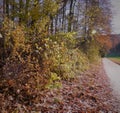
(108, 34, 120, 56)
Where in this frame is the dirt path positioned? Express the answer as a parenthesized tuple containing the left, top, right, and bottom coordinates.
(103, 58, 120, 99)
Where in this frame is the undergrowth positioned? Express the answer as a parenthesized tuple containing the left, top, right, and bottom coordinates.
(0, 18, 100, 112)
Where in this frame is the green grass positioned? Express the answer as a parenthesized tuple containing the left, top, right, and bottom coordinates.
(108, 56, 120, 65)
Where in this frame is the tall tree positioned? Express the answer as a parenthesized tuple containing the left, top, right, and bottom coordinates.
(68, 0, 73, 32)
(3, 0, 6, 17)
(6, 0, 9, 18)
(19, 0, 24, 24)
(25, 0, 30, 24)
(11, 0, 15, 21)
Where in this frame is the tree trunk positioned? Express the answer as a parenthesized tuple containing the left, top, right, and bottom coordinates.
(6, 0, 9, 18)
(3, 0, 6, 17)
(50, 16, 54, 34)
(68, 0, 73, 32)
(25, 0, 30, 25)
(62, 5, 65, 32)
(84, 0, 88, 40)
(11, 0, 15, 21)
(55, 14, 58, 33)
(19, 0, 23, 24)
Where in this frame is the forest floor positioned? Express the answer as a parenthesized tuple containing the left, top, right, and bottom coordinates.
(0, 61, 120, 112)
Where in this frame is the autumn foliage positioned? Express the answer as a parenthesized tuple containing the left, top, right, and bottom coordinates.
(96, 35, 112, 50)
(0, 0, 116, 112)
(95, 35, 112, 56)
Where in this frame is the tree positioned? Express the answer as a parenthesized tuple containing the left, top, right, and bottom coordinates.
(25, 0, 30, 24)
(96, 34, 112, 56)
(79, 0, 112, 40)
(3, 0, 6, 17)
(6, 0, 9, 17)
(0, 0, 112, 57)
(68, 0, 74, 32)
(10, 0, 15, 21)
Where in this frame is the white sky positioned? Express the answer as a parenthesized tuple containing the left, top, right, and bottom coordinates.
(111, 0, 120, 34)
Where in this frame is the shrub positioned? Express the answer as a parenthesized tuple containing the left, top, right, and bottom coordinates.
(87, 40, 100, 62)
(42, 33, 89, 81)
(1, 18, 89, 91)
(79, 38, 100, 63)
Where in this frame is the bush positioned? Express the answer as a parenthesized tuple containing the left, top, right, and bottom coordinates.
(79, 38, 100, 63)
(1, 18, 89, 91)
(87, 40, 100, 62)
(42, 33, 89, 81)
(0, 18, 92, 113)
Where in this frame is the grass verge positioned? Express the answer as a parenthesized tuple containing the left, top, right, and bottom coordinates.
(108, 57, 120, 65)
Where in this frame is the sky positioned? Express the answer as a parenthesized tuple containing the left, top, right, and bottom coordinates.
(111, 0, 120, 34)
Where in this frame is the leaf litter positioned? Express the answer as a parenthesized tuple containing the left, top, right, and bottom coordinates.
(0, 62, 120, 113)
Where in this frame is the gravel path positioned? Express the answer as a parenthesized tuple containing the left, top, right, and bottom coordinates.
(103, 58, 120, 99)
